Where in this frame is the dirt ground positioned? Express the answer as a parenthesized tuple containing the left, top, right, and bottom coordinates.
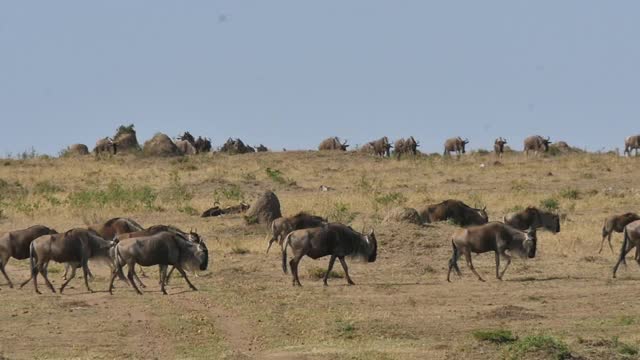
(0, 151, 639, 359)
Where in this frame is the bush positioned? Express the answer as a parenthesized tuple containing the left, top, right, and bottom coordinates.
(506, 335, 572, 360)
(540, 198, 560, 211)
(473, 329, 517, 344)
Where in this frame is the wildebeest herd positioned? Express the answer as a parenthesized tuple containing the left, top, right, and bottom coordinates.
(2, 194, 639, 295)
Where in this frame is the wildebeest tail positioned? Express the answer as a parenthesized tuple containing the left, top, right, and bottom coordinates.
(29, 241, 37, 277)
(602, 219, 608, 238)
(281, 233, 292, 274)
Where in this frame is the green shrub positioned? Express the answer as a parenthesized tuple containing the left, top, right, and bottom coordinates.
(335, 320, 356, 339)
(327, 202, 356, 224)
(506, 335, 571, 360)
(473, 329, 517, 344)
(265, 168, 296, 186)
(540, 198, 560, 211)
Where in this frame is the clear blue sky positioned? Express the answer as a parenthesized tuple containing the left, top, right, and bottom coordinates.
(1, 1, 638, 155)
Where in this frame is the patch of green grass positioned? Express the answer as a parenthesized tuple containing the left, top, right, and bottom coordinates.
(506, 334, 572, 360)
(540, 197, 560, 211)
(68, 181, 157, 211)
(559, 188, 580, 200)
(265, 167, 296, 186)
(618, 315, 636, 326)
(613, 336, 639, 356)
(335, 319, 357, 339)
(308, 266, 343, 280)
(473, 329, 517, 344)
(327, 202, 356, 224)
(178, 205, 199, 216)
(213, 184, 244, 202)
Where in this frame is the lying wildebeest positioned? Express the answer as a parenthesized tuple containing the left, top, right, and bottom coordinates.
(266, 212, 328, 253)
(494, 137, 507, 157)
(281, 224, 377, 286)
(318, 137, 349, 151)
(364, 137, 392, 157)
(0, 225, 57, 288)
(443, 137, 469, 157)
(612, 220, 640, 278)
(503, 207, 560, 233)
(194, 137, 212, 153)
(447, 222, 537, 282)
(109, 231, 208, 295)
(94, 137, 117, 155)
(624, 135, 640, 157)
(523, 135, 551, 156)
(601, 212, 640, 254)
(419, 200, 488, 227)
(201, 202, 250, 218)
(21, 229, 114, 294)
(394, 136, 419, 158)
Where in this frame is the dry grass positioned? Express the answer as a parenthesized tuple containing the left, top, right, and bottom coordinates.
(0, 151, 639, 359)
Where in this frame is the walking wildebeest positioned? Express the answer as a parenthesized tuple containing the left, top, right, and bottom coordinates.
(266, 212, 328, 253)
(612, 220, 640, 278)
(281, 224, 377, 287)
(94, 137, 117, 155)
(624, 135, 640, 157)
(523, 135, 552, 156)
(494, 137, 507, 157)
(394, 136, 419, 158)
(503, 207, 560, 233)
(194, 137, 212, 153)
(318, 137, 349, 151)
(21, 229, 114, 294)
(364, 137, 392, 157)
(108, 231, 208, 295)
(443, 137, 469, 157)
(601, 213, 640, 254)
(0, 225, 57, 288)
(447, 222, 537, 282)
(419, 200, 488, 227)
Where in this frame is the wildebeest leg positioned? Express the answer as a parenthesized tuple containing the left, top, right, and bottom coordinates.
(464, 252, 485, 282)
(266, 236, 277, 254)
(81, 258, 93, 293)
(323, 255, 337, 286)
(338, 257, 355, 285)
(175, 266, 198, 291)
(128, 266, 143, 295)
(59, 265, 77, 294)
(598, 232, 609, 254)
(498, 252, 512, 280)
(159, 265, 168, 295)
(0, 258, 13, 288)
(62, 263, 69, 281)
(494, 251, 501, 280)
(40, 263, 56, 294)
(290, 255, 303, 287)
(164, 266, 175, 285)
(613, 244, 635, 278)
(108, 266, 120, 295)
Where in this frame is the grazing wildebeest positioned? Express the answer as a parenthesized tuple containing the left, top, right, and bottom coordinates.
(494, 137, 507, 157)
(201, 202, 250, 218)
(447, 222, 537, 282)
(94, 137, 117, 155)
(281, 224, 377, 287)
(419, 200, 488, 227)
(443, 137, 469, 157)
(523, 135, 552, 156)
(266, 212, 328, 253)
(364, 137, 392, 157)
(176, 140, 197, 155)
(177, 131, 196, 145)
(601, 213, 640, 254)
(624, 135, 640, 157)
(394, 136, 419, 158)
(108, 231, 208, 295)
(195, 137, 212, 153)
(612, 220, 640, 278)
(318, 137, 349, 151)
(0, 225, 57, 288)
(21, 229, 114, 294)
(503, 207, 560, 233)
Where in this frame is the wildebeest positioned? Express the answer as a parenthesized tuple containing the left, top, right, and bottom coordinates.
(0, 225, 57, 288)
(108, 231, 208, 295)
(523, 135, 552, 156)
(176, 140, 197, 155)
(256, 144, 268, 152)
(195, 137, 212, 153)
(177, 131, 196, 145)
(363, 137, 392, 157)
(613, 220, 640, 278)
(318, 137, 349, 151)
(601, 212, 640, 254)
(419, 200, 488, 227)
(494, 137, 507, 157)
(266, 212, 328, 253)
(88, 217, 144, 241)
(94, 137, 117, 155)
(503, 207, 560, 233)
(394, 136, 419, 158)
(447, 222, 537, 282)
(21, 229, 114, 294)
(220, 138, 255, 154)
(443, 137, 469, 157)
(201, 202, 250, 218)
(624, 135, 640, 156)
(281, 224, 377, 286)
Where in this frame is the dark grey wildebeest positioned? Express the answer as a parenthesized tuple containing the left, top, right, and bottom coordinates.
(443, 137, 469, 157)
(624, 135, 640, 157)
(600, 212, 640, 254)
(503, 207, 560, 233)
(21, 229, 114, 294)
(523, 135, 551, 156)
(612, 220, 640, 278)
(394, 136, 419, 158)
(0, 225, 57, 288)
(109, 231, 208, 295)
(318, 137, 349, 151)
(281, 224, 377, 287)
(447, 222, 537, 282)
(266, 212, 328, 253)
(494, 137, 507, 157)
(419, 199, 488, 227)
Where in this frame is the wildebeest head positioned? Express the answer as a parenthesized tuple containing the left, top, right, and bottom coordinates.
(523, 228, 538, 258)
(542, 137, 552, 151)
(183, 232, 208, 271)
(473, 206, 489, 224)
(365, 229, 378, 263)
(340, 139, 349, 151)
(538, 210, 560, 233)
(458, 137, 469, 153)
(178, 131, 195, 145)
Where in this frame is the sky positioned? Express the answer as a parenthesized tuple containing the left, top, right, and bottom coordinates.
(0, 1, 639, 155)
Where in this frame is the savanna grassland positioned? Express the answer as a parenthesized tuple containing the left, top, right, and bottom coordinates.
(1, 150, 640, 359)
